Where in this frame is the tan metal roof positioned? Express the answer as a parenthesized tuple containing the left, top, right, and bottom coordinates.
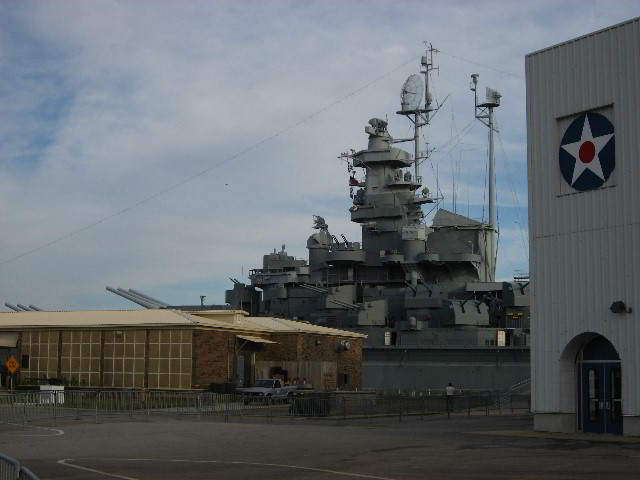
(241, 316, 297, 331)
(0, 309, 195, 328)
(0, 309, 366, 338)
(238, 316, 366, 338)
(181, 310, 365, 338)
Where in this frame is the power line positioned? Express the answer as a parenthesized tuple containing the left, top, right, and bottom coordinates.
(0, 55, 421, 268)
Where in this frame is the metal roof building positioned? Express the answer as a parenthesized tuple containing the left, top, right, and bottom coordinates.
(527, 17, 640, 436)
(0, 309, 364, 391)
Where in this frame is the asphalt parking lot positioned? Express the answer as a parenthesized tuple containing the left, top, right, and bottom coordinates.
(2, 414, 640, 479)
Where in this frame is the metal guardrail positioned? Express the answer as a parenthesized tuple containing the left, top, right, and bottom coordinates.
(0, 390, 530, 427)
(0, 453, 39, 480)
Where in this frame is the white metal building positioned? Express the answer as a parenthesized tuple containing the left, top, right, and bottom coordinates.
(527, 17, 640, 436)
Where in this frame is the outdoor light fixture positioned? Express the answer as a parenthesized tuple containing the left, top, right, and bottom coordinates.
(610, 301, 632, 314)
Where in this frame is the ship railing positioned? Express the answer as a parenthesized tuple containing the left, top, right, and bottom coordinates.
(249, 267, 299, 275)
(494, 379, 531, 407)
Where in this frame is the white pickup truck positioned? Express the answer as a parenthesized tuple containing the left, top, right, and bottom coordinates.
(239, 379, 297, 403)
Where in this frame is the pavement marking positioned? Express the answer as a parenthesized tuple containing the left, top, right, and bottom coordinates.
(58, 458, 398, 480)
(58, 460, 139, 480)
(0, 423, 64, 436)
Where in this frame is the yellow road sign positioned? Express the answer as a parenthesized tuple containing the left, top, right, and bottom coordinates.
(5, 356, 18, 374)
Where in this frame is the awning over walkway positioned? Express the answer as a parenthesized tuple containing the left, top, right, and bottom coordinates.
(0, 332, 18, 348)
(236, 335, 276, 344)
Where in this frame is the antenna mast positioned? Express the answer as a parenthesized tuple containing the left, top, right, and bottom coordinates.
(470, 74, 501, 280)
(398, 44, 438, 183)
(417, 45, 438, 180)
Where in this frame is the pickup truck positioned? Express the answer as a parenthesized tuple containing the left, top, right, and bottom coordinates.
(239, 379, 297, 404)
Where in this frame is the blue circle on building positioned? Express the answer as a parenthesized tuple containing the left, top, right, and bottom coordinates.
(559, 112, 615, 192)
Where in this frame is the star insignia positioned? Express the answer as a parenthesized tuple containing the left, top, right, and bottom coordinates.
(560, 115, 613, 187)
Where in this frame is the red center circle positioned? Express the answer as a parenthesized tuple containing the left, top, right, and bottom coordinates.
(579, 141, 596, 163)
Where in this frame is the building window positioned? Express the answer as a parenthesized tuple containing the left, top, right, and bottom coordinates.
(148, 329, 192, 389)
(611, 368, 622, 423)
(21, 331, 58, 380)
(588, 368, 600, 422)
(103, 330, 145, 388)
(61, 330, 101, 387)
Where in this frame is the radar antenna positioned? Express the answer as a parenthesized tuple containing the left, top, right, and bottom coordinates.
(397, 44, 438, 185)
(400, 75, 423, 112)
(470, 73, 501, 281)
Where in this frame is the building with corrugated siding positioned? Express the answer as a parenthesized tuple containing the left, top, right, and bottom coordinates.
(527, 17, 640, 436)
(0, 309, 364, 391)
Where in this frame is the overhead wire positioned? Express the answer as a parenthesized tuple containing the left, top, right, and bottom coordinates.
(437, 50, 524, 80)
(419, 75, 472, 214)
(494, 116, 530, 262)
(0, 55, 422, 268)
(423, 47, 528, 277)
(431, 118, 478, 165)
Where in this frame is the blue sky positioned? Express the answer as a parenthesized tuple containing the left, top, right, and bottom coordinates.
(0, 1, 638, 310)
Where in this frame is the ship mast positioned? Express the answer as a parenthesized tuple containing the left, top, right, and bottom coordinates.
(399, 45, 438, 201)
(470, 74, 501, 280)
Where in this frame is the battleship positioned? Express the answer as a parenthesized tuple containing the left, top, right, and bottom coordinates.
(90, 48, 530, 392)
(221, 48, 530, 391)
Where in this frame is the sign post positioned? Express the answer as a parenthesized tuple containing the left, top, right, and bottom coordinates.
(5, 356, 19, 392)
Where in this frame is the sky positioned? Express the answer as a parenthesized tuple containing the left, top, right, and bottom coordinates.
(0, 1, 638, 311)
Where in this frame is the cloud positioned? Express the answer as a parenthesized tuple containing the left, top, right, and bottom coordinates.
(0, 0, 637, 309)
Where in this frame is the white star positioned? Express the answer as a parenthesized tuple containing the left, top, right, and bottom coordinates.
(561, 115, 613, 186)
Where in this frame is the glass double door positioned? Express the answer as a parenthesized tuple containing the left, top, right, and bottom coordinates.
(580, 362, 622, 434)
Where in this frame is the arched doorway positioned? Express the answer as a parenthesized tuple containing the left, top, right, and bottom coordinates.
(576, 335, 622, 434)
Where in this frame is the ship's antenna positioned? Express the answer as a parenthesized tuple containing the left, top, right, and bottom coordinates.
(398, 44, 438, 184)
(419, 45, 438, 180)
(470, 73, 501, 281)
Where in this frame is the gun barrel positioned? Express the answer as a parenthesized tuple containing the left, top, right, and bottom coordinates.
(106, 287, 159, 309)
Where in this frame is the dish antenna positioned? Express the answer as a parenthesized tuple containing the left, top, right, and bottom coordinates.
(400, 74, 424, 112)
(396, 45, 438, 186)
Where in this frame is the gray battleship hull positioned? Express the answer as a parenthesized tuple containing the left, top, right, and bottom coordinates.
(364, 346, 529, 392)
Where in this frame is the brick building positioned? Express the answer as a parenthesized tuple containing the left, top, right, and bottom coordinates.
(0, 309, 364, 390)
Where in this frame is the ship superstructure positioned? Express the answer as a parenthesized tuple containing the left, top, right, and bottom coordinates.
(225, 48, 530, 391)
